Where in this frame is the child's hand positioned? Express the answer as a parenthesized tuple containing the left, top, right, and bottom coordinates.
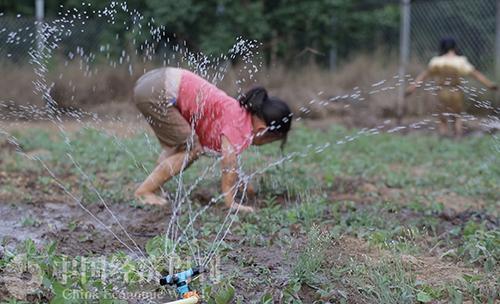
(231, 204, 255, 213)
(405, 85, 416, 97)
(241, 183, 256, 198)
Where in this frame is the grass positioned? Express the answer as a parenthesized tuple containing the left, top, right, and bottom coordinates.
(0, 121, 499, 303)
(0, 54, 415, 120)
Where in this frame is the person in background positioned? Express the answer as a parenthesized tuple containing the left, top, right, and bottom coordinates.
(406, 37, 497, 137)
(133, 67, 292, 212)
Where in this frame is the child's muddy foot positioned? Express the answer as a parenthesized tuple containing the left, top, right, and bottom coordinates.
(136, 193, 168, 206)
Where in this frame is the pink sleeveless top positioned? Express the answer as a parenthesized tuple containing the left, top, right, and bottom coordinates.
(176, 70, 253, 154)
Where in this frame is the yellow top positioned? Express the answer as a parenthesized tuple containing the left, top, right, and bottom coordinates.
(427, 55, 475, 85)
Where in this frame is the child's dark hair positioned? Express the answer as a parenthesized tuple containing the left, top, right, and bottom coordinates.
(239, 87, 292, 149)
(439, 37, 457, 56)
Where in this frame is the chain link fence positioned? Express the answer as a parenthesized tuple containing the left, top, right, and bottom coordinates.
(1, 1, 499, 116)
(410, 0, 496, 75)
(0, 17, 37, 62)
(0, 16, 114, 64)
(2, 1, 499, 70)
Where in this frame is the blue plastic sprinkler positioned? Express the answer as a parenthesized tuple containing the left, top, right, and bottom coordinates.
(160, 266, 203, 303)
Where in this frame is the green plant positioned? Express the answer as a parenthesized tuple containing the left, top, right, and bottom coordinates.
(21, 216, 40, 228)
(458, 221, 499, 269)
(292, 225, 332, 285)
(280, 279, 303, 304)
(203, 281, 236, 304)
(260, 292, 273, 304)
(415, 284, 444, 303)
(0, 300, 30, 304)
(351, 259, 416, 304)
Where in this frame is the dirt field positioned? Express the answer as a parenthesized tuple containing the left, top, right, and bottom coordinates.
(0, 117, 499, 303)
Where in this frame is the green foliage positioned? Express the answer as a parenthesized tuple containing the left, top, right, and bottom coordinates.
(457, 221, 499, 270)
(292, 225, 331, 285)
(203, 281, 236, 304)
(5, 241, 144, 304)
(280, 278, 303, 304)
(351, 259, 416, 304)
(416, 290, 433, 303)
(260, 292, 273, 304)
(0, 300, 30, 304)
(7, 123, 498, 208)
(0, 1, 400, 64)
(415, 284, 445, 303)
(145, 234, 175, 258)
(21, 216, 41, 228)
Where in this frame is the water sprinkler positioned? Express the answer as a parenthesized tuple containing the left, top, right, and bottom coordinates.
(160, 266, 203, 303)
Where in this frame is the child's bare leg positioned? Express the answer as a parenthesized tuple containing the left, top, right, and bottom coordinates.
(157, 146, 176, 165)
(155, 146, 177, 201)
(135, 147, 201, 205)
(454, 116, 463, 138)
(438, 115, 448, 137)
(238, 182, 255, 198)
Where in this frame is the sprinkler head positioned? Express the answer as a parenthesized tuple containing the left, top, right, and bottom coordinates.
(159, 276, 168, 286)
(159, 266, 205, 298)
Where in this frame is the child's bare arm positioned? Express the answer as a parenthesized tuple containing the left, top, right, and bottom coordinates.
(406, 70, 429, 96)
(470, 70, 497, 90)
(220, 136, 254, 212)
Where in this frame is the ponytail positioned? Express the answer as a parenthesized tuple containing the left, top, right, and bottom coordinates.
(239, 86, 293, 148)
(238, 86, 268, 117)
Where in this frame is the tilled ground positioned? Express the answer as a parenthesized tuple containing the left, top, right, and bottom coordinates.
(0, 119, 498, 303)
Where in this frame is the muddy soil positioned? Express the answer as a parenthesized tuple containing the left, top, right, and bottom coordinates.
(0, 196, 305, 302)
(0, 200, 171, 256)
(1, 173, 496, 256)
(0, 180, 497, 303)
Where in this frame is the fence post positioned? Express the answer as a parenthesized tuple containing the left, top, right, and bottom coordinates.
(496, 0, 500, 87)
(398, 0, 411, 121)
(35, 0, 44, 51)
(329, 15, 337, 72)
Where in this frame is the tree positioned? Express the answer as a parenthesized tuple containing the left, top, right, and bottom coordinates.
(0, 0, 400, 66)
